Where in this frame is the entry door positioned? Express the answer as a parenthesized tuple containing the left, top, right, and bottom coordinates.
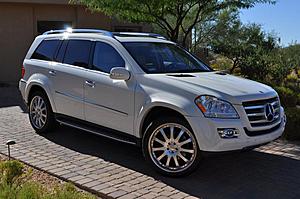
(84, 41, 135, 134)
(51, 39, 93, 120)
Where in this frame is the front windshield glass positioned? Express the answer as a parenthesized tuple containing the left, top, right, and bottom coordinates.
(122, 42, 212, 74)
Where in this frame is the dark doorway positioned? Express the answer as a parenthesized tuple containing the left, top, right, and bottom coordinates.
(37, 21, 72, 35)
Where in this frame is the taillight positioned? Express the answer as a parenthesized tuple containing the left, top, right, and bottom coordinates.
(21, 65, 25, 78)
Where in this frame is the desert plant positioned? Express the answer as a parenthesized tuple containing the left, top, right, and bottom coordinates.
(17, 182, 44, 199)
(0, 160, 96, 199)
(283, 108, 300, 140)
(47, 183, 96, 199)
(274, 86, 298, 107)
(0, 160, 24, 186)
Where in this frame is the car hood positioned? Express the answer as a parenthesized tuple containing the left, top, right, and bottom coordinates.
(158, 72, 277, 104)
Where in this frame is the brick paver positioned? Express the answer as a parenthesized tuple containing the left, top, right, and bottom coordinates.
(0, 87, 300, 199)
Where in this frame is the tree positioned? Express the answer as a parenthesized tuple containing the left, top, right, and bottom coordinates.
(72, 0, 275, 47)
(208, 9, 280, 82)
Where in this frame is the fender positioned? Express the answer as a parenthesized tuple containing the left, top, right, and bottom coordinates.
(25, 73, 57, 112)
(135, 100, 191, 138)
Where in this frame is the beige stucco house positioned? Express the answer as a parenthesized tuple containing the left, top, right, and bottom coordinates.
(0, 0, 150, 84)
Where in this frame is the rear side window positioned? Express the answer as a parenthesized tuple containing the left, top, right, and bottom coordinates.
(31, 40, 60, 61)
(63, 40, 93, 68)
(93, 42, 125, 73)
(55, 40, 68, 63)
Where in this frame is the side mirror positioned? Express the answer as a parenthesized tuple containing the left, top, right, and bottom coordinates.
(109, 67, 131, 80)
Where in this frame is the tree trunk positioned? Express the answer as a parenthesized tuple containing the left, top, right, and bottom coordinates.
(230, 59, 239, 74)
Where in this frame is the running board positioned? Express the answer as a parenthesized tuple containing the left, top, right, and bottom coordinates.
(55, 114, 139, 146)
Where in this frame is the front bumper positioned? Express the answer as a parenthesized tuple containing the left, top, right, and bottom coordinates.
(186, 108, 286, 152)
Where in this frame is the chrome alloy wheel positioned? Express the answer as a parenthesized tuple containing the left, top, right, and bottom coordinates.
(30, 96, 47, 129)
(148, 123, 197, 173)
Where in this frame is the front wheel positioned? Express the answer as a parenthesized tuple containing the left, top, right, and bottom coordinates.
(143, 117, 201, 177)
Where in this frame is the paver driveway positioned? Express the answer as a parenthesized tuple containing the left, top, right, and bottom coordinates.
(0, 86, 300, 199)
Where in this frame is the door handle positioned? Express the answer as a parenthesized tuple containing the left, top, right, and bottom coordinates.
(85, 80, 95, 88)
(49, 70, 56, 76)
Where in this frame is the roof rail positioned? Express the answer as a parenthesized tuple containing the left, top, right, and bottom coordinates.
(42, 29, 166, 40)
(113, 32, 166, 40)
(43, 29, 114, 37)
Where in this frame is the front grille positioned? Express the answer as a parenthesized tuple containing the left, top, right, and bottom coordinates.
(244, 122, 282, 136)
(242, 97, 281, 127)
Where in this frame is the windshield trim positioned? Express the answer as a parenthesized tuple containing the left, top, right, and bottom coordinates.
(121, 41, 213, 74)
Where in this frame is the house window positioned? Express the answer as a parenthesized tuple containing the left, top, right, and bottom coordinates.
(37, 21, 72, 35)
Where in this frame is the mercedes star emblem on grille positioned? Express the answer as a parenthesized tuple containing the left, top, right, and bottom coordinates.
(265, 103, 275, 122)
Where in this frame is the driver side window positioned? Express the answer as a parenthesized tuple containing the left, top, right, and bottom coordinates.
(93, 42, 125, 73)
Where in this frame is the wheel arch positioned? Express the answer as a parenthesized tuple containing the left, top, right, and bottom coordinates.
(25, 75, 56, 112)
(138, 104, 191, 139)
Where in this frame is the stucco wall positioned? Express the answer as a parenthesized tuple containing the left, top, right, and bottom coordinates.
(0, 2, 147, 84)
(0, 4, 34, 84)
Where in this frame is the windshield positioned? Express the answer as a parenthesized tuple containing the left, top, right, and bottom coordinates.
(122, 42, 212, 74)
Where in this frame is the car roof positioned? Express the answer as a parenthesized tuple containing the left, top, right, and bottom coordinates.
(40, 29, 175, 44)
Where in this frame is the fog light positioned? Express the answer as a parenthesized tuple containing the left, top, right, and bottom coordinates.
(218, 128, 239, 139)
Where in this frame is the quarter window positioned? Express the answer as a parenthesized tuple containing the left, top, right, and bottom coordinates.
(31, 40, 60, 61)
(63, 40, 93, 68)
(93, 42, 125, 73)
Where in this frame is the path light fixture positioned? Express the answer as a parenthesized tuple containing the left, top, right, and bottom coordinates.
(6, 140, 16, 160)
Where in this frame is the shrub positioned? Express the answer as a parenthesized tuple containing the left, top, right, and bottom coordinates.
(274, 86, 297, 107)
(17, 183, 44, 199)
(0, 160, 96, 199)
(0, 160, 24, 186)
(0, 183, 17, 199)
(48, 183, 96, 199)
(283, 107, 300, 140)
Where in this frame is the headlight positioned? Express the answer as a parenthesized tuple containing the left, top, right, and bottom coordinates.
(195, 95, 239, 119)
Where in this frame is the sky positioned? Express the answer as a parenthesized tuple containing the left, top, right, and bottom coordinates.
(240, 0, 300, 46)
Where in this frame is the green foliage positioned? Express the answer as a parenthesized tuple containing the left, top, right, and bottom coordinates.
(17, 183, 44, 199)
(0, 160, 24, 186)
(274, 86, 298, 107)
(72, 0, 275, 46)
(208, 9, 280, 82)
(283, 108, 300, 140)
(46, 183, 95, 199)
(0, 160, 96, 199)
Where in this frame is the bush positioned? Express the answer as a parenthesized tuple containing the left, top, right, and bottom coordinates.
(0, 160, 24, 185)
(283, 107, 300, 140)
(0, 160, 96, 199)
(274, 86, 298, 107)
(47, 183, 96, 199)
(17, 183, 44, 199)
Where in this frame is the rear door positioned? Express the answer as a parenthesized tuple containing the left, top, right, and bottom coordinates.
(50, 39, 93, 120)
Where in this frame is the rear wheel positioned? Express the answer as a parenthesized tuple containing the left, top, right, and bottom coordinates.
(143, 117, 201, 177)
(29, 91, 56, 133)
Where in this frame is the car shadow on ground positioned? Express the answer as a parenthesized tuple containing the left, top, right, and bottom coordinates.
(43, 126, 300, 199)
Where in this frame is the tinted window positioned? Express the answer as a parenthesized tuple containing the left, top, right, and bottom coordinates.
(31, 40, 60, 61)
(93, 42, 125, 73)
(63, 40, 93, 67)
(122, 42, 211, 74)
(55, 40, 68, 63)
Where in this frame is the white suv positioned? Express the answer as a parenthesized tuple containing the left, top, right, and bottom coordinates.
(19, 29, 286, 176)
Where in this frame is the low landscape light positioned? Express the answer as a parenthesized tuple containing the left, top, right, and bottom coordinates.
(6, 140, 16, 160)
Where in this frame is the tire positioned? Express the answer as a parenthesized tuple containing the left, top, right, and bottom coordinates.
(28, 91, 56, 134)
(142, 117, 201, 177)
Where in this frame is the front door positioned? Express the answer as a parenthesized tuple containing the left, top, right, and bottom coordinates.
(84, 41, 135, 134)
